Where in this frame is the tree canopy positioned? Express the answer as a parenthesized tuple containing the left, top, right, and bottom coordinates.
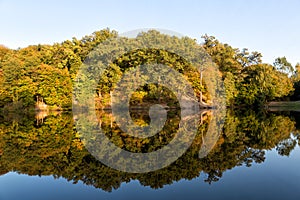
(0, 29, 298, 110)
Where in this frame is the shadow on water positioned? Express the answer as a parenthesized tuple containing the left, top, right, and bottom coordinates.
(0, 108, 299, 191)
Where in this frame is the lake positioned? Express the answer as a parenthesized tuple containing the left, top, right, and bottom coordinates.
(0, 109, 299, 200)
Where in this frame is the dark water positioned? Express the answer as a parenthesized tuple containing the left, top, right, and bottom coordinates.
(0, 109, 299, 200)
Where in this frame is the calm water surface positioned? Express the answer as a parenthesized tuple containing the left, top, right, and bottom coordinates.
(0, 109, 299, 200)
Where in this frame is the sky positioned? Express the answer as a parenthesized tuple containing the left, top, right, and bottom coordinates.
(0, 0, 299, 65)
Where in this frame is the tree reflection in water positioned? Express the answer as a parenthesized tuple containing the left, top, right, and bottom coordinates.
(0, 109, 299, 191)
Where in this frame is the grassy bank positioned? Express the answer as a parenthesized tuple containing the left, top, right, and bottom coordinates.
(267, 101, 300, 111)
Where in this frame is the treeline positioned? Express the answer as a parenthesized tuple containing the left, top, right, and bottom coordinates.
(0, 29, 117, 110)
(202, 35, 300, 105)
(0, 29, 299, 110)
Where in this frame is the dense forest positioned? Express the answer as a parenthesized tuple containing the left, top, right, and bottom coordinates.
(0, 29, 299, 111)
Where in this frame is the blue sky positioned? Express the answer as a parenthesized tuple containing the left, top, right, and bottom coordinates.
(0, 0, 299, 65)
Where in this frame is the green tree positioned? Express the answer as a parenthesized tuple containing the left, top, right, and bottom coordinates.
(33, 64, 72, 108)
(274, 56, 294, 75)
(202, 35, 243, 74)
(239, 64, 294, 105)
